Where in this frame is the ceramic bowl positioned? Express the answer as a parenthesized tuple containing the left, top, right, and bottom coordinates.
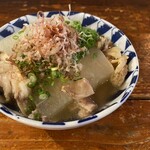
(0, 11, 139, 130)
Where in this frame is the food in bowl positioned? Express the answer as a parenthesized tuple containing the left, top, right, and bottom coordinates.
(0, 12, 129, 123)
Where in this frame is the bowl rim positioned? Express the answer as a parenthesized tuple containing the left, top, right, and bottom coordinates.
(0, 11, 139, 130)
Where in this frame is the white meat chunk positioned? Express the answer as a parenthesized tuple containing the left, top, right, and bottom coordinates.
(0, 52, 31, 114)
(105, 46, 122, 60)
(111, 65, 128, 87)
(102, 46, 129, 87)
(97, 36, 112, 51)
(61, 78, 97, 119)
(61, 78, 94, 99)
(76, 97, 98, 118)
(112, 55, 128, 73)
(110, 55, 128, 87)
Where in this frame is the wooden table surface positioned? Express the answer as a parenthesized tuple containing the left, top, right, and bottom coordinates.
(0, 0, 150, 149)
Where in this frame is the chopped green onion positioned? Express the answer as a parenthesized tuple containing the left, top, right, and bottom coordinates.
(73, 51, 87, 62)
(50, 81, 54, 86)
(51, 67, 58, 71)
(25, 99, 36, 115)
(27, 82, 36, 88)
(92, 52, 98, 59)
(27, 73, 37, 88)
(29, 75, 37, 83)
(65, 20, 70, 24)
(28, 95, 34, 101)
(37, 86, 50, 100)
(28, 73, 35, 78)
(16, 60, 29, 69)
(60, 75, 68, 83)
(37, 88, 45, 95)
(18, 30, 24, 34)
(33, 112, 41, 121)
(51, 70, 61, 79)
(39, 93, 49, 100)
(21, 54, 26, 59)
(69, 21, 99, 49)
(12, 35, 19, 40)
(51, 71, 57, 79)
(68, 21, 82, 32)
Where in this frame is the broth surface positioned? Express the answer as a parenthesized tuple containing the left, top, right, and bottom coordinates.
(92, 80, 118, 108)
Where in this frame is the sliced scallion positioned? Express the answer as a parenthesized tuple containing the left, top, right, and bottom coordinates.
(60, 75, 68, 83)
(50, 81, 54, 86)
(51, 67, 58, 71)
(33, 112, 41, 121)
(39, 93, 49, 100)
(27, 82, 36, 88)
(30, 75, 37, 83)
(27, 73, 37, 88)
(12, 35, 19, 40)
(51, 70, 61, 79)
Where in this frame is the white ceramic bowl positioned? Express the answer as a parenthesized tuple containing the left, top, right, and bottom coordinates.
(0, 11, 139, 130)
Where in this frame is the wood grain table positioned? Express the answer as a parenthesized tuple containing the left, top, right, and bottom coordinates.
(0, 0, 150, 149)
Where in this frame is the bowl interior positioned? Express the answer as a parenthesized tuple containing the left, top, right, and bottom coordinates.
(0, 11, 139, 130)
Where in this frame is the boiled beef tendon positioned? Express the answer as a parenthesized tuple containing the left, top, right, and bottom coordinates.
(62, 78, 97, 118)
(61, 78, 95, 99)
(76, 97, 98, 118)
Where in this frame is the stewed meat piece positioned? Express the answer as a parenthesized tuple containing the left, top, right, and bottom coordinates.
(61, 78, 94, 99)
(110, 55, 128, 87)
(102, 46, 128, 87)
(76, 97, 98, 118)
(0, 52, 31, 115)
(62, 78, 97, 118)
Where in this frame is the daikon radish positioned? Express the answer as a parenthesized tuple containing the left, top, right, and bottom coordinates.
(36, 81, 72, 121)
(80, 48, 114, 89)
